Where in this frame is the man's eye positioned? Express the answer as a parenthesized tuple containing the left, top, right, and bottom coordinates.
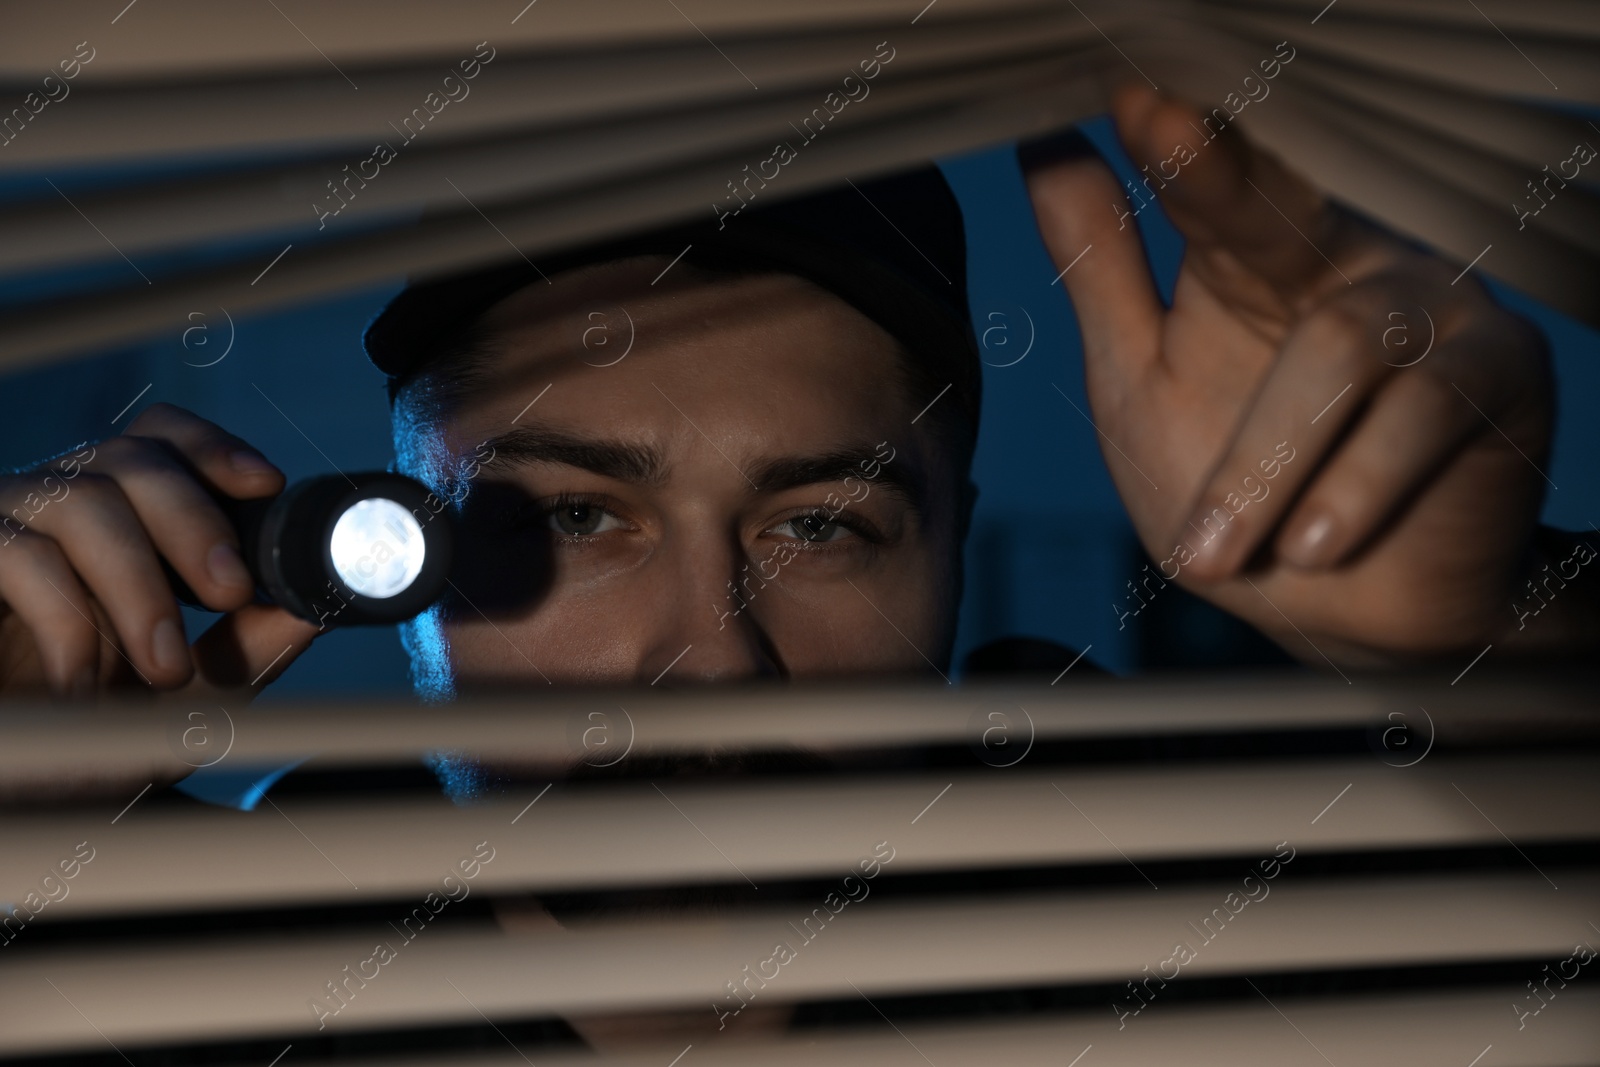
(776, 513, 852, 543)
(546, 502, 623, 536)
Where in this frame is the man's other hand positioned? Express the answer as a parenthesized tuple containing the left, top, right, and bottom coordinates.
(1024, 85, 1557, 668)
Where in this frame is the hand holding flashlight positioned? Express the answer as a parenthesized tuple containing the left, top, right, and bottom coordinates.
(174, 471, 454, 629)
(0, 405, 449, 699)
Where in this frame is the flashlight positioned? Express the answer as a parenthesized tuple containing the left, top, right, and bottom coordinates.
(173, 472, 453, 628)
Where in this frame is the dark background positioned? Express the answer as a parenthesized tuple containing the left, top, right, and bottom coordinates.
(2, 116, 1596, 697)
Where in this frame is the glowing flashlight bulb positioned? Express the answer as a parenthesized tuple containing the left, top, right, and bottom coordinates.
(169, 471, 450, 626)
(329, 498, 426, 599)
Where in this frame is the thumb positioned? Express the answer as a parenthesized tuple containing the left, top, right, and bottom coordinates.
(181, 603, 322, 700)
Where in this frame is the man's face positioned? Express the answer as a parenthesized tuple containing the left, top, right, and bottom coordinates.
(395, 257, 968, 691)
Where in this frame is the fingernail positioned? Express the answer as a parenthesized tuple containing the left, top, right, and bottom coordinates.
(151, 617, 189, 675)
(207, 543, 253, 590)
(1285, 512, 1336, 568)
(229, 447, 277, 475)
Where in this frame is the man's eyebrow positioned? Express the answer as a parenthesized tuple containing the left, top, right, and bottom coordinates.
(475, 426, 665, 485)
(750, 447, 923, 510)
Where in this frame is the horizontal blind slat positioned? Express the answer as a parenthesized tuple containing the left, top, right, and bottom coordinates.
(5, 872, 1594, 1054)
(5, 754, 1596, 918)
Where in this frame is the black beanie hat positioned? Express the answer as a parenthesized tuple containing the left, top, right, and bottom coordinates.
(363, 165, 980, 441)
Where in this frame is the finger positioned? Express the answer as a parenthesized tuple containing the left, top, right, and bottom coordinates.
(84, 436, 257, 612)
(184, 603, 321, 698)
(1109, 84, 1346, 311)
(1020, 130, 1164, 389)
(0, 530, 102, 696)
(1272, 364, 1490, 570)
(1175, 284, 1404, 582)
(23, 473, 193, 688)
(123, 402, 284, 501)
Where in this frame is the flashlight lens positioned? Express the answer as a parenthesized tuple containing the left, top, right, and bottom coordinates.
(329, 498, 426, 599)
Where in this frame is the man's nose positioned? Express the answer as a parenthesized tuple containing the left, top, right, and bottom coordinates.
(635, 542, 783, 685)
